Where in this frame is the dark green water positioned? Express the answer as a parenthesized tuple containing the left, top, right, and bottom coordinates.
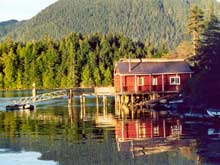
(0, 90, 220, 165)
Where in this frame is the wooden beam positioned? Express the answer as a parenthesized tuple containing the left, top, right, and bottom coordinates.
(162, 74, 165, 92)
(135, 75, 137, 92)
(120, 75, 123, 93)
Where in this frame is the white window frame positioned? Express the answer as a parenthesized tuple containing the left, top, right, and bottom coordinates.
(152, 77, 158, 86)
(170, 76, 181, 85)
(137, 77, 144, 86)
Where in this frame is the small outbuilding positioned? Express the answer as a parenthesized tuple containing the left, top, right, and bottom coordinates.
(114, 58, 193, 94)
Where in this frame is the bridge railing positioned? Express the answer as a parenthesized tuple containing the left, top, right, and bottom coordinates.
(94, 87, 115, 95)
(13, 90, 67, 104)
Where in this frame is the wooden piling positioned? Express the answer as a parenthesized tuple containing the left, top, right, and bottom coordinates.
(32, 83, 36, 103)
(68, 104, 73, 123)
(96, 95, 99, 115)
(80, 95, 83, 119)
(68, 89, 73, 106)
(83, 95, 86, 118)
(103, 96, 107, 117)
(131, 94, 134, 119)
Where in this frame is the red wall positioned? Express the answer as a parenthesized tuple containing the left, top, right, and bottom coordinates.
(114, 75, 120, 92)
(114, 73, 191, 93)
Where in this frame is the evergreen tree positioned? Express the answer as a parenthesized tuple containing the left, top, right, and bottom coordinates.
(0, 73, 3, 88)
(188, 5, 205, 56)
(3, 49, 17, 88)
(0, 32, 165, 89)
(81, 65, 93, 87)
(186, 15, 220, 106)
(102, 67, 112, 86)
(93, 68, 101, 86)
(16, 69, 23, 89)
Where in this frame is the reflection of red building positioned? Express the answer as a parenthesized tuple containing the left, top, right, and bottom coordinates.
(116, 118, 182, 141)
(115, 118, 196, 159)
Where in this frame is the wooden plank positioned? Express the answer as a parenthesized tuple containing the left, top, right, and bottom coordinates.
(94, 87, 115, 95)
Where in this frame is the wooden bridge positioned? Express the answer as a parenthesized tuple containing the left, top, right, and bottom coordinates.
(12, 87, 115, 105)
(13, 90, 67, 104)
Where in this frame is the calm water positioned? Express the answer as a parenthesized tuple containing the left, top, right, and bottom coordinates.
(0, 90, 220, 165)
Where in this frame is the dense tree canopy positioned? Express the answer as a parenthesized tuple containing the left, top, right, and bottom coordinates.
(188, 5, 205, 56)
(185, 14, 220, 106)
(1, 0, 219, 49)
(0, 33, 167, 89)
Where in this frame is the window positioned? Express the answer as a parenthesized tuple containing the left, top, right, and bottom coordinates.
(152, 77, 158, 86)
(137, 77, 144, 86)
(170, 76, 181, 85)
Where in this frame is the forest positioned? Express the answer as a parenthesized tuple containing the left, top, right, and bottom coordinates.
(0, 32, 168, 89)
(0, 4, 220, 106)
(1, 0, 219, 49)
(0, 20, 18, 38)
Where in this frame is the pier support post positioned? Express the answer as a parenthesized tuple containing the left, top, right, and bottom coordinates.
(163, 119, 166, 138)
(68, 104, 73, 123)
(119, 95, 122, 116)
(68, 89, 73, 106)
(115, 95, 122, 117)
(32, 83, 36, 103)
(103, 96, 107, 117)
(131, 94, 134, 119)
(96, 95, 99, 115)
(83, 95, 86, 118)
(80, 95, 84, 119)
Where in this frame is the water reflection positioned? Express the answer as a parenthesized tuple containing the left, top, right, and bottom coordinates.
(115, 117, 198, 161)
(183, 122, 220, 164)
(0, 150, 57, 165)
(1, 90, 220, 164)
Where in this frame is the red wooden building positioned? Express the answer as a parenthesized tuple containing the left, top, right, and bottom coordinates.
(114, 59, 193, 94)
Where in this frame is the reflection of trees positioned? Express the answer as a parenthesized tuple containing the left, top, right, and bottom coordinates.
(0, 107, 101, 142)
(183, 122, 220, 164)
(0, 97, 116, 141)
(0, 108, 201, 164)
(0, 96, 202, 164)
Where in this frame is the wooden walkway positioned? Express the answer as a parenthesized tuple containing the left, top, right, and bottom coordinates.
(13, 90, 67, 104)
(12, 87, 115, 105)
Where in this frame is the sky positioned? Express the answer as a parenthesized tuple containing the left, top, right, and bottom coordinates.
(0, 0, 58, 22)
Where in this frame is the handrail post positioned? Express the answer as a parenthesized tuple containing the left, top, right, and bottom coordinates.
(68, 89, 73, 106)
(32, 83, 36, 103)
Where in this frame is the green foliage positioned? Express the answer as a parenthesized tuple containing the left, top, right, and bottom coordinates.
(0, 20, 18, 39)
(2, 49, 17, 88)
(81, 65, 93, 87)
(0, 32, 165, 89)
(2, 0, 219, 49)
(188, 5, 205, 55)
(0, 73, 3, 88)
(185, 15, 220, 106)
(102, 68, 112, 86)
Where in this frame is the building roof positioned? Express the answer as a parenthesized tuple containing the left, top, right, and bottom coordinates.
(115, 59, 193, 75)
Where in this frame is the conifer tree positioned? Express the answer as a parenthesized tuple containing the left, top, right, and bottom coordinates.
(186, 15, 220, 106)
(102, 67, 112, 86)
(3, 49, 16, 88)
(0, 73, 3, 88)
(81, 65, 93, 87)
(188, 5, 205, 56)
